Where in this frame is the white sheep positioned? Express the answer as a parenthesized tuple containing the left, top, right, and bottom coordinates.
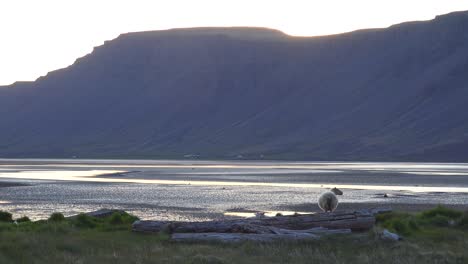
(318, 191, 339, 212)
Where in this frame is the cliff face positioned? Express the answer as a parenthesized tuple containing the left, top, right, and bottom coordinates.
(1, 12, 468, 161)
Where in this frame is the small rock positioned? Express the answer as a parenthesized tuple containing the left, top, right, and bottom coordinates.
(381, 229, 401, 241)
(383, 193, 389, 198)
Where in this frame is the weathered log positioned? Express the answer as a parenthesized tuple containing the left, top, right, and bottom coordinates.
(269, 227, 351, 235)
(369, 207, 392, 215)
(171, 226, 352, 242)
(133, 209, 383, 233)
(86, 209, 125, 218)
(68, 209, 125, 219)
(171, 226, 351, 242)
(171, 232, 320, 242)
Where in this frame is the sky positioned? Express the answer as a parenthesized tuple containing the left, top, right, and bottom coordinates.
(1, 0, 468, 86)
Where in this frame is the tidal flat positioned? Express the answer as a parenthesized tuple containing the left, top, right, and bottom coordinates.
(1, 159, 468, 220)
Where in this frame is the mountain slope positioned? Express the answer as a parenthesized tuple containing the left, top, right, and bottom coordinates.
(1, 12, 468, 161)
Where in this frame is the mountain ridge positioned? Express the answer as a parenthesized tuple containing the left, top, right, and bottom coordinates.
(1, 11, 468, 161)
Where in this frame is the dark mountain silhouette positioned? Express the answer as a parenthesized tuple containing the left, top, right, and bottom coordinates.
(1, 11, 468, 161)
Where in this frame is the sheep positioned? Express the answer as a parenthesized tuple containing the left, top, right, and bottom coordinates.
(318, 191, 339, 212)
(330, 187, 343, 195)
(255, 212, 266, 218)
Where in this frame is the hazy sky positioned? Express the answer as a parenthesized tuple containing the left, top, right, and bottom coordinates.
(1, 0, 468, 86)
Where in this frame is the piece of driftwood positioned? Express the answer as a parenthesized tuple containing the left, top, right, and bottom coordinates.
(133, 209, 388, 234)
(171, 227, 351, 242)
(171, 232, 320, 242)
(270, 226, 352, 235)
(369, 207, 392, 215)
(68, 209, 124, 219)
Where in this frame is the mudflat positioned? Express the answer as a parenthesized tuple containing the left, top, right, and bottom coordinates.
(1, 159, 468, 220)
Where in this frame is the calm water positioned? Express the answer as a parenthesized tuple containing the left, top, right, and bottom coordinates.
(1, 159, 468, 220)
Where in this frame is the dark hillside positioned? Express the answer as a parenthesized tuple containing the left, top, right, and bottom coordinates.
(1, 12, 468, 161)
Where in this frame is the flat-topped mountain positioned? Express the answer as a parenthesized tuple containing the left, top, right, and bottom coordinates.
(1, 11, 468, 161)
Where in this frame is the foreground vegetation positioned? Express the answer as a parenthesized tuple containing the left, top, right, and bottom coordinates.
(0, 207, 467, 264)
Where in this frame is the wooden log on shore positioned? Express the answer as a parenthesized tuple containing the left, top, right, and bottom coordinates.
(171, 227, 351, 242)
(171, 233, 320, 242)
(133, 209, 386, 234)
(67, 209, 125, 219)
(268, 227, 352, 235)
(369, 207, 392, 215)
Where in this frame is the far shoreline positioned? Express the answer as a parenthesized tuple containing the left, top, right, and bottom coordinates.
(2, 157, 468, 165)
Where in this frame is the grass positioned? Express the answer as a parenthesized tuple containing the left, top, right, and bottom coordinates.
(376, 206, 468, 236)
(0, 208, 467, 263)
(48, 212, 65, 222)
(0, 211, 13, 223)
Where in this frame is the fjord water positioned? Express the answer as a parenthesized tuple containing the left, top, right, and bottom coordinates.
(1, 159, 468, 220)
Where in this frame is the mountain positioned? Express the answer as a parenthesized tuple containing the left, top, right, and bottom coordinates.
(1, 12, 468, 161)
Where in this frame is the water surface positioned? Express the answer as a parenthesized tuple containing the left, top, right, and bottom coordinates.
(1, 159, 468, 220)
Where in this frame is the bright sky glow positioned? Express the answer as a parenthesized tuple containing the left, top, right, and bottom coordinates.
(1, 0, 468, 86)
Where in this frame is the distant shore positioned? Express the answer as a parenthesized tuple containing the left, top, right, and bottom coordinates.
(0, 181, 29, 188)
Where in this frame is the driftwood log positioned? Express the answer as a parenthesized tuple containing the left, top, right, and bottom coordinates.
(171, 233, 320, 242)
(133, 208, 390, 234)
(171, 227, 352, 242)
(67, 209, 125, 219)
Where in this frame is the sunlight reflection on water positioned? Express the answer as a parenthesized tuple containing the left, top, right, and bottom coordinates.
(2, 160, 468, 221)
(1, 169, 468, 193)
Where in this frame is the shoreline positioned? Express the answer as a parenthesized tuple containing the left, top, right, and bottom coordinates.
(277, 202, 468, 213)
(2, 201, 467, 221)
(0, 181, 29, 188)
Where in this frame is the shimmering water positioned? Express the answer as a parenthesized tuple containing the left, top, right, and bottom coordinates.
(1, 159, 468, 220)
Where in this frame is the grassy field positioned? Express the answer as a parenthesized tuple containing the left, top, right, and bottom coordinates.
(0, 207, 467, 264)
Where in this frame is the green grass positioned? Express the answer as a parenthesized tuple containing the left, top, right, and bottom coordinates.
(376, 206, 468, 236)
(0, 211, 13, 223)
(15, 216, 31, 223)
(0, 208, 467, 263)
(48, 212, 65, 222)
